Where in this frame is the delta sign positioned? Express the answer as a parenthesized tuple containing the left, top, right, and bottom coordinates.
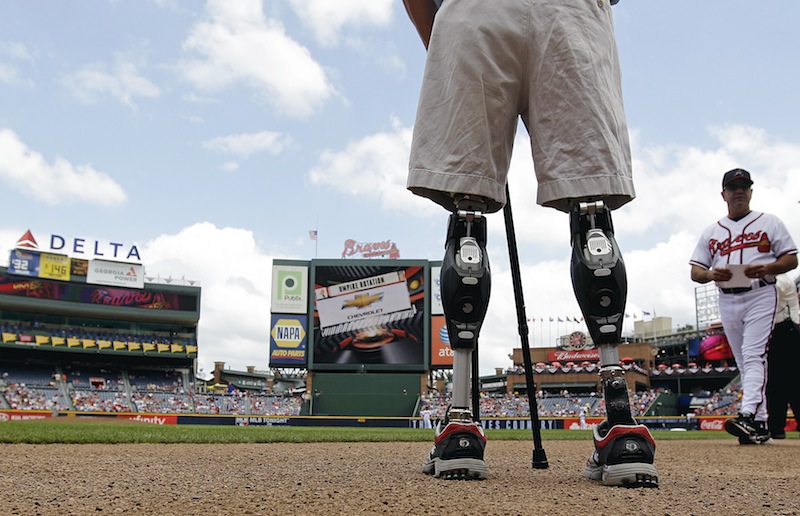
(14, 229, 142, 262)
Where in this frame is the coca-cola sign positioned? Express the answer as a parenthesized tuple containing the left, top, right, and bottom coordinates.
(548, 349, 600, 362)
(699, 418, 726, 431)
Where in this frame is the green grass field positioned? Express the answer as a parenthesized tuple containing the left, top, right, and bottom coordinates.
(0, 419, 761, 444)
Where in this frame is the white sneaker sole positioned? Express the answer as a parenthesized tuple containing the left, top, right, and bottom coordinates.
(429, 458, 487, 480)
(602, 463, 659, 488)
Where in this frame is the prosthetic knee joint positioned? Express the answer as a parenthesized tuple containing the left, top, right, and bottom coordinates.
(570, 200, 633, 425)
(440, 197, 491, 418)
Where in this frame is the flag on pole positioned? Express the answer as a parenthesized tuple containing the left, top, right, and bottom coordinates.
(309, 230, 318, 240)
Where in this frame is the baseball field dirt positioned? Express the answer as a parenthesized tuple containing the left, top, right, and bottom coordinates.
(1, 439, 799, 515)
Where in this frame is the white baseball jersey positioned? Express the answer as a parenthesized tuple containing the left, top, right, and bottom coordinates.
(690, 211, 798, 421)
(689, 211, 797, 278)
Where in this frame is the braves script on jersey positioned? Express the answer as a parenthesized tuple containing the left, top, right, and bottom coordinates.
(690, 210, 798, 422)
(689, 211, 797, 275)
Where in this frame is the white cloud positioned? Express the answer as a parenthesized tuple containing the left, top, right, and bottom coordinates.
(203, 130, 291, 158)
(66, 53, 161, 108)
(613, 124, 800, 250)
(288, 0, 394, 47)
(0, 128, 127, 206)
(221, 161, 240, 172)
(0, 41, 34, 61)
(0, 227, 25, 267)
(143, 222, 279, 375)
(0, 41, 34, 86)
(308, 116, 438, 217)
(180, 0, 334, 118)
(0, 63, 20, 84)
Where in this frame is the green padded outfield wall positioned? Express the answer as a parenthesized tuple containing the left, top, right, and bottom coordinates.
(309, 373, 422, 416)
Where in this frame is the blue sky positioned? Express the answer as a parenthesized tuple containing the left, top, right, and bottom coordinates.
(2, 1, 800, 377)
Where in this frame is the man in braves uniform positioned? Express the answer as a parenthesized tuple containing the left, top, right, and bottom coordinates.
(689, 168, 798, 444)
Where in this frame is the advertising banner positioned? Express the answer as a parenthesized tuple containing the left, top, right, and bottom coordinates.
(8, 249, 40, 277)
(8, 249, 71, 281)
(0, 411, 53, 422)
(430, 265, 443, 315)
(430, 315, 454, 367)
(0, 273, 198, 312)
(311, 262, 426, 369)
(269, 314, 308, 367)
(271, 264, 309, 314)
(548, 349, 600, 362)
(87, 260, 144, 289)
(315, 272, 411, 329)
(71, 258, 89, 277)
(39, 253, 71, 281)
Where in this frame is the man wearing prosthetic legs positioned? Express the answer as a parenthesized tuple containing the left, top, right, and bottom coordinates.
(422, 197, 490, 480)
(404, 0, 657, 485)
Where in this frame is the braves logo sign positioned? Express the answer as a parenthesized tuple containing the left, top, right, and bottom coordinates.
(341, 239, 400, 259)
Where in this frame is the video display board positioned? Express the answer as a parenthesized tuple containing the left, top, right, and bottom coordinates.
(0, 272, 198, 313)
(310, 260, 428, 371)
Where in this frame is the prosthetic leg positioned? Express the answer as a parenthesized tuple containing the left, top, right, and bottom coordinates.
(571, 201, 658, 488)
(422, 197, 489, 480)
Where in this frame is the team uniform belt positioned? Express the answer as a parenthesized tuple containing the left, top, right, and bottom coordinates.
(720, 278, 776, 295)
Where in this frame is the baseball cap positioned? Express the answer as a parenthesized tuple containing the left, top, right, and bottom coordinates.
(722, 168, 753, 189)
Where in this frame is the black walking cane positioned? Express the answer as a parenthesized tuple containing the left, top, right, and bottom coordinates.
(503, 184, 549, 469)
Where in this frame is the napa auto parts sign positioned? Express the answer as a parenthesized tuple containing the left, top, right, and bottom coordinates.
(14, 229, 142, 262)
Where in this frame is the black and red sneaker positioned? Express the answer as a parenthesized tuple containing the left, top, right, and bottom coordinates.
(583, 420, 658, 488)
(422, 418, 487, 480)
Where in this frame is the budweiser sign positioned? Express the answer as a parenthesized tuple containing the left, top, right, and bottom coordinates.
(548, 349, 600, 362)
